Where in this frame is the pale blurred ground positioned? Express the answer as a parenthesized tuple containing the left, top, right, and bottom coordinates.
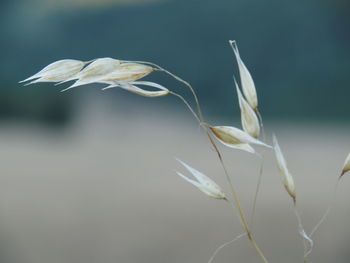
(0, 93, 349, 263)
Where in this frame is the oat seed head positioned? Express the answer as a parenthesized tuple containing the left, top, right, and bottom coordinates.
(61, 57, 123, 90)
(175, 158, 226, 200)
(209, 126, 271, 153)
(20, 58, 162, 96)
(102, 63, 154, 82)
(272, 134, 296, 202)
(229, 40, 258, 110)
(235, 78, 260, 138)
(20, 59, 85, 84)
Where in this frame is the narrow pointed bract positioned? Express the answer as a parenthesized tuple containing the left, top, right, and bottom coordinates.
(73, 57, 121, 80)
(209, 126, 271, 151)
(103, 81, 169, 97)
(20, 59, 85, 84)
(340, 153, 350, 178)
(272, 135, 296, 202)
(176, 159, 226, 200)
(235, 79, 260, 138)
(102, 63, 154, 82)
(229, 40, 258, 110)
(218, 140, 256, 154)
(61, 57, 122, 90)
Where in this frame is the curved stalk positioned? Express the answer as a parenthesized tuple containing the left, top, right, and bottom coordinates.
(171, 91, 269, 263)
(123, 60, 204, 122)
(170, 91, 201, 125)
(144, 63, 270, 262)
(205, 130, 269, 263)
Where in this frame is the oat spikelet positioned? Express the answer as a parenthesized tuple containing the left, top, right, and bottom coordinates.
(209, 126, 271, 154)
(272, 134, 296, 202)
(235, 79, 260, 138)
(62, 60, 153, 90)
(175, 159, 226, 200)
(101, 63, 154, 83)
(63, 57, 121, 87)
(229, 40, 258, 110)
(340, 153, 350, 178)
(20, 59, 85, 84)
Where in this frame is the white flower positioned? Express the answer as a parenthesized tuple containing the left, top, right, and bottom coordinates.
(175, 159, 226, 200)
(229, 40, 258, 110)
(235, 79, 260, 138)
(272, 134, 296, 202)
(20, 59, 85, 84)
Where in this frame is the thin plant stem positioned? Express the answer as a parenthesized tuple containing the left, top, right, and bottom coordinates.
(250, 154, 265, 228)
(170, 91, 201, 125)
(208, 233, 246, 263)
(293, 206, 312, 263)
(123, 60, 204, 122)
(156, 68, 269, 263)
(250, 109, 266, 228)
(309, 180, 339, 238)
(303, 179, 340, 260)
(205, 130, 269, 263)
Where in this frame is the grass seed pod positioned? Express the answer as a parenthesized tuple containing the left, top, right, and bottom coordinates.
(235, 79, 260, 138)
(176, 159, 226, 200)
(229, 40, 258, 110)
(103, 63, 154, 82)
(63, 61, 154, 91)
(61, 57, 121, 90)
(20, 59, 85, 84)
(209, 126, 271, 150)
(272, 134, 296, 202)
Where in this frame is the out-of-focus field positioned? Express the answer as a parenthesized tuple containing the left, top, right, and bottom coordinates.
(0, 96, 349, 263)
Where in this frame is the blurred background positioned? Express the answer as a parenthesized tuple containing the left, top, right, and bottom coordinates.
(0, 0, 350, 262)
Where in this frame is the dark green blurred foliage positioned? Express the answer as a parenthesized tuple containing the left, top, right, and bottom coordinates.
(0, 82, 72, 126)
(1, 0, 349, 125)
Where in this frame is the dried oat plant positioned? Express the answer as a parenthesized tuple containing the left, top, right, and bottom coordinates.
(21, 41, 348, 263)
